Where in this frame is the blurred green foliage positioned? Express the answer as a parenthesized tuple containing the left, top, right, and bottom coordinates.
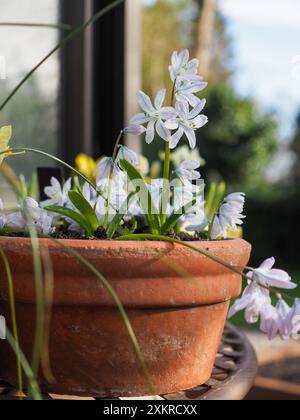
(291, 111, 300, 183)
(198, 83, 279, 193)
(142, 1, 281, 195)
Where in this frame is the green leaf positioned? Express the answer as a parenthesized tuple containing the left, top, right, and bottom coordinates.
(210, 181, 226, 220)
(161, 198, 197, 233)
(28, 173, 38, 200)
(204, 183, 217, 219)
(68, 190, 99, 232)
(45, 205, 93, 236)
(119, 159, 161, 234)
(106, 192, 136, 239)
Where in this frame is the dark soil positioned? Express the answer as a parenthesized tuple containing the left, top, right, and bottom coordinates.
(1, 227, 208, 242)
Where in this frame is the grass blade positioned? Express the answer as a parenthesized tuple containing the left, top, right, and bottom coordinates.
(5, 329, 42, 400)
(0, 22, 72, 30)
(68, 190, 99, 232)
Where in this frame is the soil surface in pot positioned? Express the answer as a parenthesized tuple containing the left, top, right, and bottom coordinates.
(1, 227, 207, 241)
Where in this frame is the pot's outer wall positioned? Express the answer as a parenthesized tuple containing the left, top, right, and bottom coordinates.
(0, 238, 251, 397)
(0, 238, 251, 308)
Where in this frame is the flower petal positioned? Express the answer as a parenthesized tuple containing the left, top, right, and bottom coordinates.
(137, 91, 155, 114)
(154, 89, 166, 109)
(156, 120, 170, 142)
(191, 115, 208, 129)
(145, 120, 156, 144)
(160, 106, 178, 120)
(184, 127, 197, 149)
(169, 128, 184, 149)
(188, 99, 207, 119)
(130, 112, 150, 125)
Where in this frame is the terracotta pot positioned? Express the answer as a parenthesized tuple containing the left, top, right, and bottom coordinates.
(0, 237, 251, 397)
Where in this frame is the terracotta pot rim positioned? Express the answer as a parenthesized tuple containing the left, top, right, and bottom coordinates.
(0, 235, 244, 246)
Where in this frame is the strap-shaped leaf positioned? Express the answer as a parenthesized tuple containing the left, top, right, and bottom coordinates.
(68, 190, 99, 232)
(45, 205, 93, 237)
(161, 198, 197, 233)
(119, 159, 161, 234)
(106, 192, 136, 239)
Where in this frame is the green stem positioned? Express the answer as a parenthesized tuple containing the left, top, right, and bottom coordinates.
(0, 0, 124, 111)
(2, 147, 95, 190)
(161, 82, 176, 226)
(103, 131, 123, 229)
(23, 209, 45, 378)
(0, 22, 72, 30)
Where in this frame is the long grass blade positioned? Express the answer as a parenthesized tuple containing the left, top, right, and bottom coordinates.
(5, 329, 42, 400)
(0, 22, 72, 30)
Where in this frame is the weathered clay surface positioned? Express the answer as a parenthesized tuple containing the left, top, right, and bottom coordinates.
(0, 237, 251, 397)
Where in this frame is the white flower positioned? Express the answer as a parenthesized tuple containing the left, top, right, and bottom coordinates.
(25, 197, 54, 235)
(116, 146, 140, 167)
(0, 315, 6, 340)
(210, 193, 245, 239)
(184, 201, 207, 232)
(6, 211, 26, 230)
(175, 80, 208, 108)
(276, 299, 293, 341)
(285, 299, 300, 340)
(167, 100, 208, 149)
(169, 50, 203, 84)
(169, 50, 207, 107)
(210, 192, 246, 239)
(0, 199, 6, 228)
(260, 299, 296, 341)
(228, 281, 271, 324)
(41, 177, 71, 208)
(174, 160, 201, 183)
(251, 257, 297, 290)
(7, 197, 54, 235)
(123, 124, 146, 136)
(94, 156, 113, 183)
(260, 302, 281, 340)
(170, 145, 205, 168)
(130, 89, 177, 144)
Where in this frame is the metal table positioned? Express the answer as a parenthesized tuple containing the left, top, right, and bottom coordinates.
(0, 323, 257, 401)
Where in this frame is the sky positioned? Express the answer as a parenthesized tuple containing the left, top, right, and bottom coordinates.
(143, 0, 300, 141)
(220, 0, 300, 140)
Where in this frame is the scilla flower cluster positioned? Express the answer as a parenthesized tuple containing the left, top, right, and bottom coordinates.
(0, 51, 299, 341)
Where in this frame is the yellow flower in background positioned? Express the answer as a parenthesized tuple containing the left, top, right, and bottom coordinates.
(227, 227, 243, 239)
(138, 155, 150, 176)
(75, 153, 99, 181)
(0, 125, 12, 166)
